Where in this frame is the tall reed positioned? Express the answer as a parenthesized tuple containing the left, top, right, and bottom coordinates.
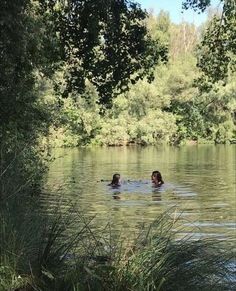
(0, 204, 235, 291)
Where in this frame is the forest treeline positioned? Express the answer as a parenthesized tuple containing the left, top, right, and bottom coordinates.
(46, 11, 236, 147)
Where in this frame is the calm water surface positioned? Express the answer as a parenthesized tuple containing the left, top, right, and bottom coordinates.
(44, 145, 236, 241)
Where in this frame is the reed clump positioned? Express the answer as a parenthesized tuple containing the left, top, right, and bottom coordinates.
(0, 204, 235, 291)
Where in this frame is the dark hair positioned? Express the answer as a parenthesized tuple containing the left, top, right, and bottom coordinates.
(152, 171, 164, 185)
(111, 173, 120, 185)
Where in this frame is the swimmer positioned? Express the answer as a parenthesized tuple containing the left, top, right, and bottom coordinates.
(151, 171, 164, 187)
(108, 173, 121, 187)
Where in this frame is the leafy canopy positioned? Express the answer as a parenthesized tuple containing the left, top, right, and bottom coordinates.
(41, 0, 167, 106)
(182, 0, 236, 84)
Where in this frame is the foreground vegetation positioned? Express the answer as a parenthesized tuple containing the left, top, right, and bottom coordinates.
(1, 205, 235, 291)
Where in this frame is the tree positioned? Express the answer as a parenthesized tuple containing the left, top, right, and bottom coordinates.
(0, 0, 58, 130)
(182, 0, 212, 12)
(0, 0, 58, 198)
(170, 22, 198, 61)
(41, 0, 167, 106)
(182, 0, 236, 83)
(146, 10, 171, 45)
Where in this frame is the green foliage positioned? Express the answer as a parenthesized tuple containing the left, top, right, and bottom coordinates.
(114, 213, 234, 291)
(128, 110, 177, 145)
(50, 81, 101, 147)
(177, 0, 236, 143)
(170, 78, 236, 143)
(0, 139, 47, 199)
(0, 0, 165, 200)
(0, 1, 58, 128)
(95, 116, 130, 146)
(0, 0, 58, 199)
(41, 0, 167, 106)
(0, 0, 36, 127)
(1, 207, 234, 290)
(182, 0, 212, 12)
(147, 10, 171, 46)
(183, 0, 236, 83)
(50, 10, 235, 146)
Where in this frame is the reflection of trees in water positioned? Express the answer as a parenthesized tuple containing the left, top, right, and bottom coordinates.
(46, 146, 236, 242)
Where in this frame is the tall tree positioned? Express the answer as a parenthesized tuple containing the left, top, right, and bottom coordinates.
(0, 0, 57, 130)
(0, 0, 60, 198)
(170, 22, 198, 61)
(182, 0, 236, 84)
(42, 0, 167, 106)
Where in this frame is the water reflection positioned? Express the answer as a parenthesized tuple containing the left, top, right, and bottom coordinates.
(44, 145, 236, 242)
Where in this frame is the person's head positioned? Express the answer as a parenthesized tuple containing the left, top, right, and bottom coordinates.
(151, 171, 164, 186)
(111, 173, 121, 185)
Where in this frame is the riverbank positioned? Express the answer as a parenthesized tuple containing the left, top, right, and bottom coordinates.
(45, 126, 236, 148)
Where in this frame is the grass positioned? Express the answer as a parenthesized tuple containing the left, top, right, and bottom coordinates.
(0, 201, 235, 291)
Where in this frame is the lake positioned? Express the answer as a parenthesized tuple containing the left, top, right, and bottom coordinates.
(44, 145, 236, 242)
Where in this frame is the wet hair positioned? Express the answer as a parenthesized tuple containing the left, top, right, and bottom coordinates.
(152, 171, 164, 185)
(110, 173, 120, 186)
